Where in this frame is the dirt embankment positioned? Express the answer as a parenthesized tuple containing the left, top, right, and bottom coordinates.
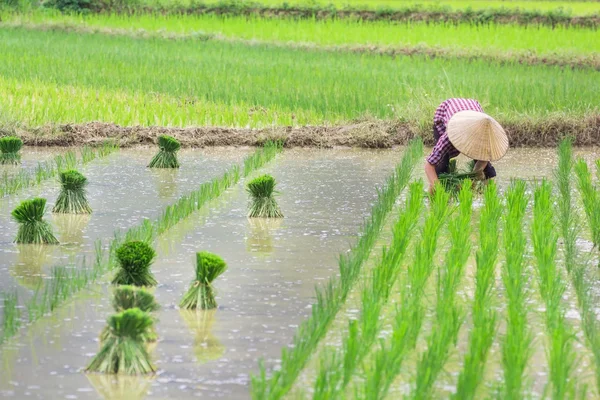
(16, 117, 600, 149)
(138, 3, 600, 28)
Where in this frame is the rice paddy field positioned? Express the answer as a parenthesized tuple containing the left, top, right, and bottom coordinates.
(1, 0, 600, 399)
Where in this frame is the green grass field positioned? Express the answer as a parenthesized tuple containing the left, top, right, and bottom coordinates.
(0, 27, 597, 129)
(139, 0, 600, 16)
(7, 12, 599, 59)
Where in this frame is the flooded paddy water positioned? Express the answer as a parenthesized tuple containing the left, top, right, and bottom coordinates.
(0, 146, 599, 399)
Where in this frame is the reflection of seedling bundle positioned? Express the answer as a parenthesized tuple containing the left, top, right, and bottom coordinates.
(247, 174, 283, 218)
(53, 170, 92, 214)
(54, 213, 90, 246)
(246, 217, 282, 256)
(112, 241, 158, 287)
(86, 308, 156, 375)
(180, 252, 227, 310)
(12, 198, 59, 244)
(152, 169, 178, 199)
(147, 135, 180, 169)
(0, 136, 23, 165)
(180, 310, 225, 363)
(86, 374, 154, 400)
(101, 286, 160, 343)
(12, 244, 53, 289)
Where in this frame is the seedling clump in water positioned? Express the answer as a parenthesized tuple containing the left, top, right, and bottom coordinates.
(247, 174, 283, 218)
(101, 286, 160, 343)
(12, 198, 59, 245)
(112, 241, 158, 287)
(53, 169, 92, 214)
(180, 252, 227, 310)
(0, 136, 23, 165)
(148, 135, 180, 169)
(86, 308, 156, 375)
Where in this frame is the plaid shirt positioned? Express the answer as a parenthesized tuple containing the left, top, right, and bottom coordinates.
(426, 98, 484, 166)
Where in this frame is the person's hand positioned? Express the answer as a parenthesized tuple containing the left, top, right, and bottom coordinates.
(473, 169, 485, 181)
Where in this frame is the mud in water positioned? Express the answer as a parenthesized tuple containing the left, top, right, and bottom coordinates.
(0, 146, 598, 399)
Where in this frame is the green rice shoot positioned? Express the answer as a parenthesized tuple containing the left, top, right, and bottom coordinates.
(247, 174, 283, 218)
(180, 252, 227, 310)
(0, 136, 23, 165)
(111, 241, 158, 287)
(53, 169, 92, 214)
(85, 308, 156, 375)
(102, 286, 160, 343)
(147, 135, 180, 169)
(12, 197, 59, 245)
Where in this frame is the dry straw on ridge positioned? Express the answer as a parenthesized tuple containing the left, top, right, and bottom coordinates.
(180, 252, 227, 310)
(53, 169, 92, 214)
(246, 174, 283, 218)
(12, 198, 59, 245)
(112, 241, 158, 287)
(147, 135, 180, 169)
(0, 136, 23, 165)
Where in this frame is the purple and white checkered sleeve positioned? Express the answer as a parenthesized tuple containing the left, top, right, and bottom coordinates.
(426, 134, 451, 166)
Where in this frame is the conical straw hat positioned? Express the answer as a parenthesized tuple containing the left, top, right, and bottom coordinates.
(447, 111, 509, 161)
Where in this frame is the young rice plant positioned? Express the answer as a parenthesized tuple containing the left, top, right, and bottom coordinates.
(112, 241, 158, 287)
(0, 136, 23, 165)
(53, 169, 92, 214)
(247, 174, 283, 218)
(12, 197, 59, 245)
(180, 252, 227, 310)
(148, 135, 180, 169)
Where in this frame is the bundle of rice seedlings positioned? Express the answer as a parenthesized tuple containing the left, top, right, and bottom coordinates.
(179, 252, 227, 310)
(53, 170, 92, 214)
(438, 159, 480, 196)
(112, 241, 157, 287)
(246, 174, 283, 218)
(180, 310, 225, 363)
(86, 308, 156, 375)
(147, 135, 180, 169)
(0, 136, 23, 165)
(101, 286, 160, 343)
(12, 198, 59, 245)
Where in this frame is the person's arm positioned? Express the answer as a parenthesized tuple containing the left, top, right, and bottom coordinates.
(425, 161, 439, 194)
(472, 160, 488, 180)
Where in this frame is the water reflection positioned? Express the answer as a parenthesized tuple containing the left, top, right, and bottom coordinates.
(11, 244, 55, 289)
(54, 213, 90, 246)
(86, 374, 154, 400)
(151, 169, 179, 200)
(179, 310, 225, 363)
(245, 218, 282, 256)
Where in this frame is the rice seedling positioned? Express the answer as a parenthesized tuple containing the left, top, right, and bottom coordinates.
(85, 308, 156, 375)
(180, 252, 227, 310)
(313, 180, 424, 399)
(0, 291, 20, 345)
(12, 197, 59, 245)
(438, 159, 481, 196)
(532, 180, 577, 399)
(0, 136, 22, 165)
(500, 180, 533, 399)
(453, 180, 502, 399)
(101, 286, 160, 343)
(180, 310, 225, 363)
(111, 241, 157, 287)
(0, 28, 598, 131)
(555, 138, 600, 393)
(356, 182, 450, 400)
(410, 181, 472, 400)
(247, 174, 283, 218)
(250, 139, 423, 400)
(574, 158, 600, 248)
(147, 135, 180, 169)
(52, 169, 92, 214)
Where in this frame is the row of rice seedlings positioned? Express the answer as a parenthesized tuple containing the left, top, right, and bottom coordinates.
(0, 140, 118, 197)
(531, 181, 578, 398)
(500, 180, 533, 398)
(453, 181, 502, 399)
(0, 143, 280, 344)
(0, 291, 20, 344)
(250, 139, 423, 400)
(410, 181, 473, 399)
(574, 157, 600, 249)
(312, 180, 424, 399)
(556, 138, 600, 392)
(355, 183, 451, 400)
(1, 28, 598, 130)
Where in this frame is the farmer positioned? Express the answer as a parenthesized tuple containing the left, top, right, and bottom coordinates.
(424, 98, 509, 194)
